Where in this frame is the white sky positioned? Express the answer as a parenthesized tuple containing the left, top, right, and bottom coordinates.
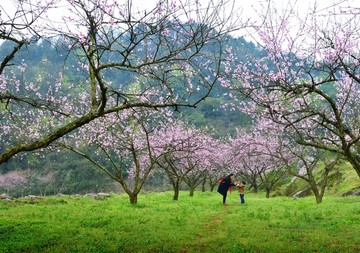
(2, 0, 358, 20)
(1, 0, 360, 41)
(2, 0, 355, 17)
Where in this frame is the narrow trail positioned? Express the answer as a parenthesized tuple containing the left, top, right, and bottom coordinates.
(178, 211, 228, 252)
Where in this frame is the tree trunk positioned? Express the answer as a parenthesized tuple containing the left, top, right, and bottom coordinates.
(265, 188, 270, 198)
(355, 163, 360, 178)
(173, 187, 179, 201)
(315, 194, 323, 204)
(189, 187, 195, 197)
(309, 182, 323, 204)
(312, 186, 323, 204)
(172, 180, 180, 201)
(347, 154, 360, 178)
(129, 193, 138, 204)
(201, 177, 206, 192)
(253, 181, 258, 193)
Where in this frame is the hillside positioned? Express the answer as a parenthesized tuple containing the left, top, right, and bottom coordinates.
(273, 160, 360, 198)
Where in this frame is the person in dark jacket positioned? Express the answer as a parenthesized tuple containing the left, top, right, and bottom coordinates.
(217, 173, 236, 206)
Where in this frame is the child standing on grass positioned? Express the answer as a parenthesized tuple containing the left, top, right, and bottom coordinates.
(237, 181, 246, 204)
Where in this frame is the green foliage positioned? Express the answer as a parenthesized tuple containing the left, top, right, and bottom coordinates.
(181, 97, 252, 136)
(0, 150, 113, 197)
(0, 192, 359, 252)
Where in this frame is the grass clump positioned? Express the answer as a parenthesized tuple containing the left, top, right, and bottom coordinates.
(0, 192, 359, 252)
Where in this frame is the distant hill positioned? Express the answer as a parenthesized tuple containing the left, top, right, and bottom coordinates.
(0, 35, 262, 136)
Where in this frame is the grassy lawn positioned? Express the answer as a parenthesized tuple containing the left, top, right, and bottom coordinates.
(0, 191, 359, 253)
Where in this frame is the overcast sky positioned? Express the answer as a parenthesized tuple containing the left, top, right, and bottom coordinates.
(2, 0, 358, 19)
(1, 0, 360, 41)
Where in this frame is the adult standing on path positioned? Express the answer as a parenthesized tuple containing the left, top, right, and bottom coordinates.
(217, 173, 236, 206)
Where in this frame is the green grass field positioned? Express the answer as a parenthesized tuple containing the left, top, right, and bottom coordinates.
(0, 191, 359, 253)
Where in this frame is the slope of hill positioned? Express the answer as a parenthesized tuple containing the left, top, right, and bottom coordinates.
(273, 160, 360, 198)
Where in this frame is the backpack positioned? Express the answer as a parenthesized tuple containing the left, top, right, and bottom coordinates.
(217, 177, 224, 184)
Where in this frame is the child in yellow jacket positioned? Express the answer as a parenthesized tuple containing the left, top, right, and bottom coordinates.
(237, 181, 246, 204)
